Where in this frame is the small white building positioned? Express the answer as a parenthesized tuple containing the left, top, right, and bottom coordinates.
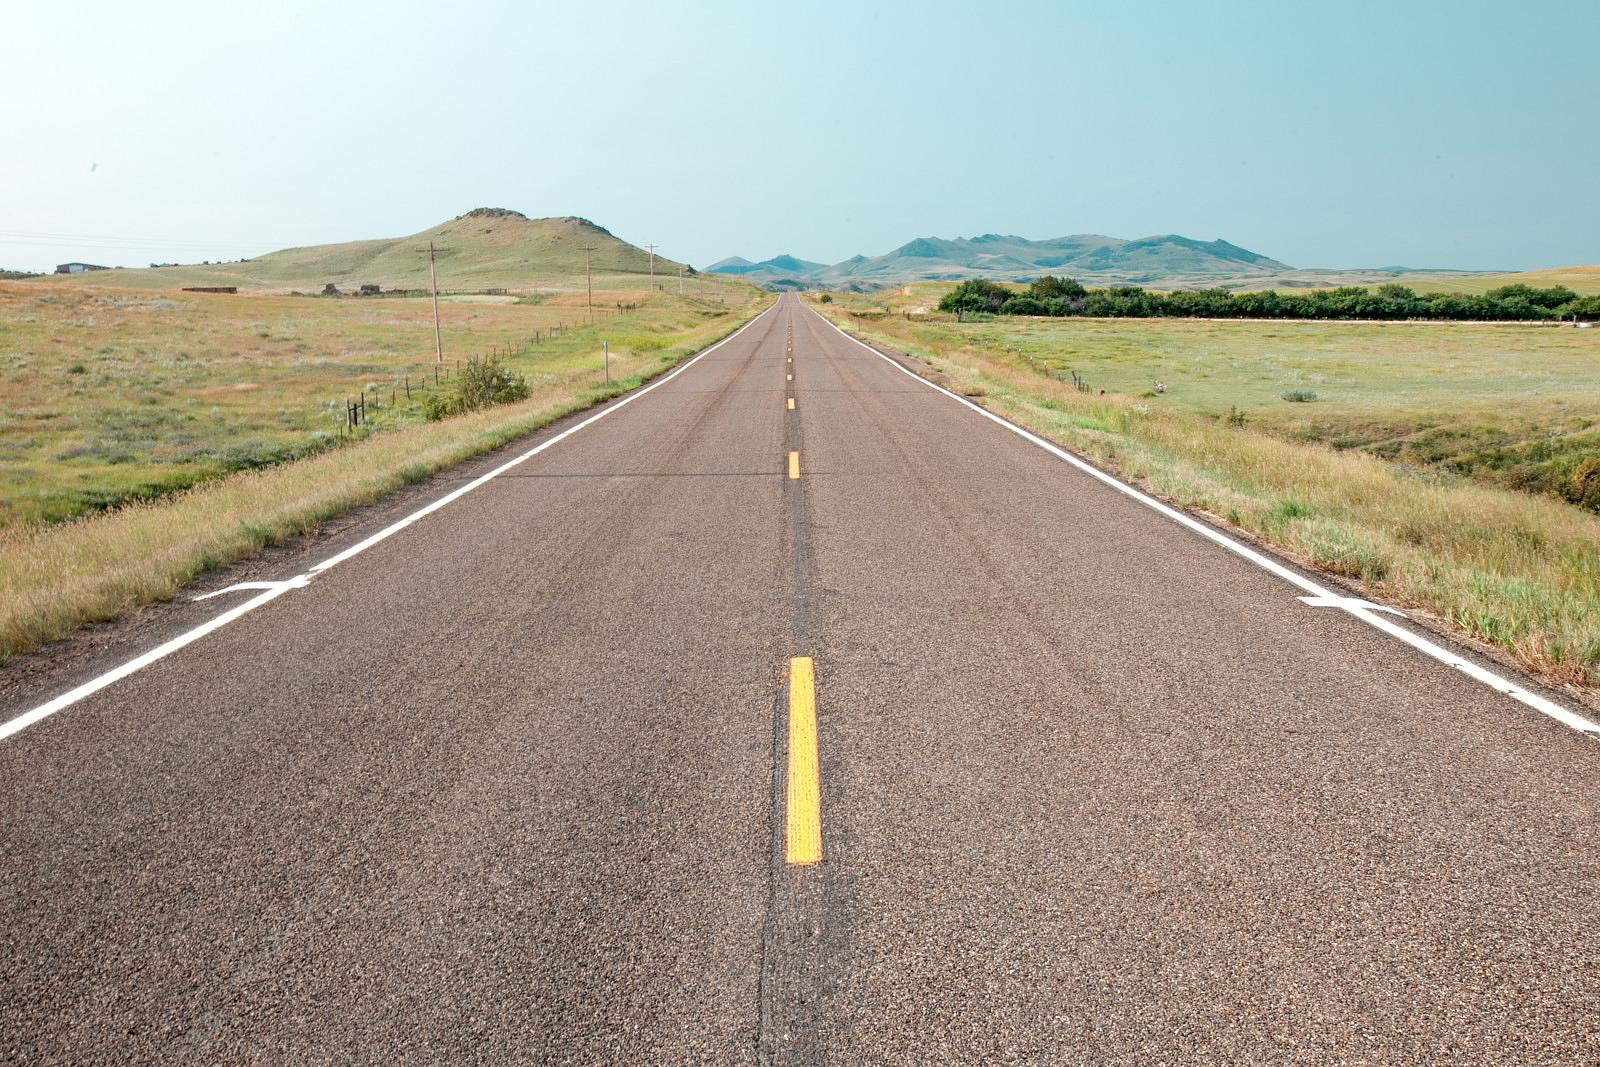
(54, 262, 109, 274)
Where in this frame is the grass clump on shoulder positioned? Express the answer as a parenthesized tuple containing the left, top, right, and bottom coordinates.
(424, 356, 530, 421)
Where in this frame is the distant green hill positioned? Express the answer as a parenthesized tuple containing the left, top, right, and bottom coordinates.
(706, 253, 829, 278)
(709, 232, 1295, 289)
(51, 209, 699, 292)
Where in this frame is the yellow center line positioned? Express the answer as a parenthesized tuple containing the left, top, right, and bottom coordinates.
(787, 451, 800, 479)
(786, 373, 793, 381)
(787, 397, 795, 411)
(786, 656, 821, 866)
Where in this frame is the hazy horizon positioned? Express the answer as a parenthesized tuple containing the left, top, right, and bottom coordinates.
(3, 0, 1596, 275)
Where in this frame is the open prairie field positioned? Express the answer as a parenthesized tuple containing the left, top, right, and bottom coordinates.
(0, 280, 754, 527)
(1400, 266, 1600, 296)
(830, 285, 1600, 507)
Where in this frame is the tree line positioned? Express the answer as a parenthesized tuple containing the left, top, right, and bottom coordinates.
(937, 277, 1600, 322)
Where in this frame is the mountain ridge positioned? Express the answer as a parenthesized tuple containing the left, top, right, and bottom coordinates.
(710, 232, 1295, 289)
(707, 253, 829, 277)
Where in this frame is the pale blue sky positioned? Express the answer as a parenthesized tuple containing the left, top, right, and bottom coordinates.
(3, 0, 1595, 273)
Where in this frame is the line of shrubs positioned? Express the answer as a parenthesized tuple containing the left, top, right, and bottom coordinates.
(938, 277, 1600, 322)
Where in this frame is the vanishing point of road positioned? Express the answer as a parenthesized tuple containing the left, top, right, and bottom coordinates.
(3, 294, 1598, 1064)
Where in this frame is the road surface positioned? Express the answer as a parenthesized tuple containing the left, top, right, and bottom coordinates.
(3, 293, 1598, 1064)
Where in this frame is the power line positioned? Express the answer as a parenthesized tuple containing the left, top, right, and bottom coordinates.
(414, 241, 451, 362)
(580, 243, 596, 320)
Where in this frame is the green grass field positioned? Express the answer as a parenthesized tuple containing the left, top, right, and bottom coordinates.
(812, 292, 1600, 693)
(1, 278, 754, 528)
(832, 285, 1600, 508)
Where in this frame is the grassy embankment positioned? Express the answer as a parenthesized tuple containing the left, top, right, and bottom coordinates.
(812, 289, 1600, 693)
(0, 280, 769, 661)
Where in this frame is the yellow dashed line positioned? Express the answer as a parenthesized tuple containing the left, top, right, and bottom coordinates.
(787, 451, 800, 479)
(786, 656, 821, 866)
(787, 397, 796, 411)
(787, 373, 793, 382)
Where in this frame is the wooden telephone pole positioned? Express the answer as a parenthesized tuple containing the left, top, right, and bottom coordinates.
(580, 243, 596, 319)
(415, 240, 450, 361)
(646, 243, 658, 294)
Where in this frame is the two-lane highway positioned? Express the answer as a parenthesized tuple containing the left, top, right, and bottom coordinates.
(3, 293, 1598, 1064)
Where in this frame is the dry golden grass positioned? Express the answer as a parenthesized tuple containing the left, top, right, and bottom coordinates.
(814, 302, 1600, 694)
(1, 279, 747, 527)
(1402, 266, 1600, 296)
(0, 301, 768, 662)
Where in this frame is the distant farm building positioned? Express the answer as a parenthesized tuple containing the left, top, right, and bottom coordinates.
(54, 262, 110, 274)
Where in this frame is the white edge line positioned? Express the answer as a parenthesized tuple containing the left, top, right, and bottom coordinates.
(812, 308, 1600, 738)
(0, 585, 297, 742)
(0, 301, 780, 743)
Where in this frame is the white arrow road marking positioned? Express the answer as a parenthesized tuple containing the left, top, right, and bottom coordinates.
(194, 578, 312, 601)
(1297, 595, 1405, 617)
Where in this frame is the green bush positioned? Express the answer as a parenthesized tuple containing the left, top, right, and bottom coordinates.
(1282, 389, 1319, 403)
(424, 356, 530, 421)
(1570, 456, 1600, 511)
(1027, 275, 1086, 301)
(1485, 283, 1578, 309)
(999, 296, 1050, 316)
(930, 275, 1588, 323)
(1565, 296, 1600, 321)
(938, 279, 1012, 315)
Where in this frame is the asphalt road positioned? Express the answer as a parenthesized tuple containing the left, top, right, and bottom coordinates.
(3, 293, 1598, 1064)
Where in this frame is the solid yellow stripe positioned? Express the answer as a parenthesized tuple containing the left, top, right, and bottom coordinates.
(787, 397, 795, 411)
(786, 373, 793, 381)
(787, 451, 800, 479)
(786, 656, 821, 865)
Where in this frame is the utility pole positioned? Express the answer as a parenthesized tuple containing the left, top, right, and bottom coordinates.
(415, 240, 450, 362)
(646, 243, 658, 294)
(580, 243, 596, 320)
